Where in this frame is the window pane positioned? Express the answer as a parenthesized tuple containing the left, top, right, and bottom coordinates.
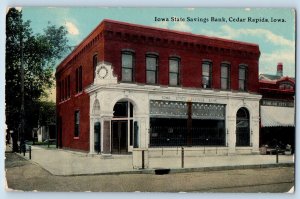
(122, 53, 133, 68)
(146, 57, 157, 70)
(169, 59, 179, 73)
(169, 73, 178, 86)
(221, 78, 228, 89)
(122, 68, 132, 82)
(202, 64, 209, 76)
(221, 66, 228, 78)
(239, 68, 245, 80)
(147, 71, 156, 84)
(93, 55, 98, 67)
(239, 80, 245, 90)
(202, 76, 211, 87)
(75, 111, 80, 124)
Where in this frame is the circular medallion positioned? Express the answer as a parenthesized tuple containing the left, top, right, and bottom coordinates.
(97, 66, 108, 79)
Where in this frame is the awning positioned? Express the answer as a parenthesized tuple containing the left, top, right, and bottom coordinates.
(261, 106, 295, 127)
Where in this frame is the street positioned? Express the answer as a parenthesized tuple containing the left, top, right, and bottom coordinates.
(5, 152, 294, 192)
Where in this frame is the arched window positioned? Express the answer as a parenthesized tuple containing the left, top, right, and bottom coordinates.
(236, 107, 250, 146)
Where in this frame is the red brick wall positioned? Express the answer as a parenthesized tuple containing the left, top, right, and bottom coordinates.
(56, 33, 105, 151)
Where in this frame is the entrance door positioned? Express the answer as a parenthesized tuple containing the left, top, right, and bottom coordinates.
(236, 107, 250, 146)
(111, 121, 128, 154)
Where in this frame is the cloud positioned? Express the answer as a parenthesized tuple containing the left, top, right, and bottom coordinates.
(152, 20, 192, 33)
(172, 21, 192, 32)
(152, 21, 169, 29)
(199, 25, 295, 76)
(186, 8, 195, 11)
(65, 21, 79, 35)
(6, 7, 22, 14)
(200, 25, 294, 48)
(260, 49, 295, 76)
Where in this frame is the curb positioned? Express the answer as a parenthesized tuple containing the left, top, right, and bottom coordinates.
(56, 163, 294, 176)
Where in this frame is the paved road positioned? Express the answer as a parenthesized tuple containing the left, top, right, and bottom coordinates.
(5, 153, 294, 192)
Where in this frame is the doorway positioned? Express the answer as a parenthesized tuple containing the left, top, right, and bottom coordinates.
(111, 100, 134, 154)
(111, 121, 128, 154)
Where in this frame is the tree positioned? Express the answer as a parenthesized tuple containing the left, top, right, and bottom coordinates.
(5, 8, 69, 144)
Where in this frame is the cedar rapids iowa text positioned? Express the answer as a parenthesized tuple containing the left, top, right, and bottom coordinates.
(154, 16, 286, 23)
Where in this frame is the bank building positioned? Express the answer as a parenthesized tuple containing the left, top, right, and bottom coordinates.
(56, 19, 261, 167)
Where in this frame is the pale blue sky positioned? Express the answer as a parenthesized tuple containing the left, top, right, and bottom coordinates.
(22, 7, 295, 77)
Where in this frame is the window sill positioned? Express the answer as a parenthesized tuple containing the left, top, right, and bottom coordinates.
(75, 91, 83, 97)
(59, 97, 71, 104)
(73, 137, 79, 140)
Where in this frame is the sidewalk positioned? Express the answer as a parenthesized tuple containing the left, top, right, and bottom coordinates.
(17, 145, 294, 176)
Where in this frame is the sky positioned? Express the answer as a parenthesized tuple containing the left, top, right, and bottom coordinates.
(20, 7, 296, 77)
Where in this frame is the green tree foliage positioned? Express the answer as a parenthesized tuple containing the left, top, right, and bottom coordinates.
(5, 8, 69, 139)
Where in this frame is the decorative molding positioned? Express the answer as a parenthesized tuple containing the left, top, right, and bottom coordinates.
(93, 62, 118, 85)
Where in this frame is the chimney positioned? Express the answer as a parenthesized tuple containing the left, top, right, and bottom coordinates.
(276, 62, 283, 76)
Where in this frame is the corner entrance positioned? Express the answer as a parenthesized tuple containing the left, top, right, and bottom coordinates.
(111, 100, 134, 154)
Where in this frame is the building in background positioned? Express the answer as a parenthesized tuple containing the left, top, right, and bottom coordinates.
(56, 19, 261, 165)
(259, 63, 295, 153)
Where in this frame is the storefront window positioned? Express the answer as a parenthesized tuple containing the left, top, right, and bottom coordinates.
(149, 100, 226, 147)
(150, 118, 225, 147)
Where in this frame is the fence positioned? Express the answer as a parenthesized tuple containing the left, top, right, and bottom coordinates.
(132, 146, 287, 170)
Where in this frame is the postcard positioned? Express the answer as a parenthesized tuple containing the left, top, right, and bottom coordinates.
(5, 7, 295, 193)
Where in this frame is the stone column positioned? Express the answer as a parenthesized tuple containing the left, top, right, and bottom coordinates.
(102, 120, 111, 154)
(227, 116, 236, 155)
(89, 117, 95, 154)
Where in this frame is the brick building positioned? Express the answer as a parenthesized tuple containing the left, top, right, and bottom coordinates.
(259, 63, 295, 152)
(56, 19, 261, 163)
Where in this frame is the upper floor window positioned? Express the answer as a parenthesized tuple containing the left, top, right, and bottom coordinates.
(76, 66, 82, 93)
(239, 64, 247, 91)
(93, 54, 98, 79)
(221, 63, 230, 90)
(202, 61, 212, 88)
(60, 75, 71, 102)
(169, 57, 180, 86)
(122, 51, 134, 82)
(146, 54, 158, 84)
